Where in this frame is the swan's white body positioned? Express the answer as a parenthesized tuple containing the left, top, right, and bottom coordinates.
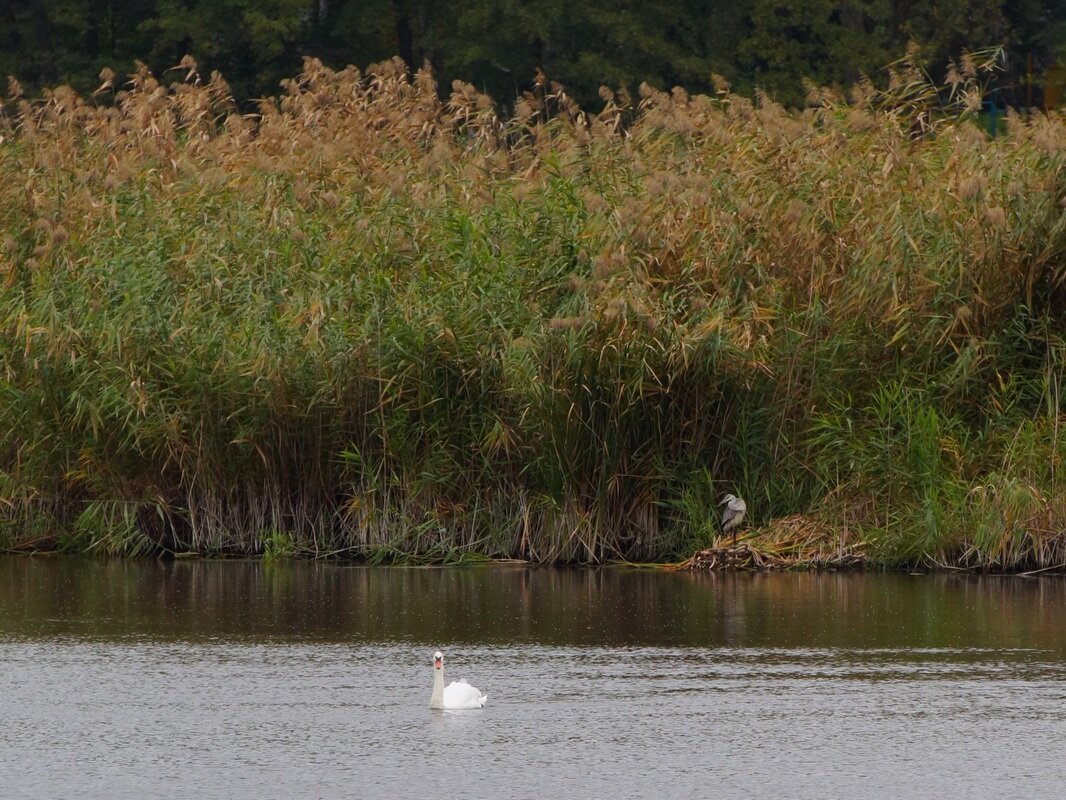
(430, 651, 488, 709)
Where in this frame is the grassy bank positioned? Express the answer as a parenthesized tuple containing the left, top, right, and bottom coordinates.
(1, 54, 1064, 568)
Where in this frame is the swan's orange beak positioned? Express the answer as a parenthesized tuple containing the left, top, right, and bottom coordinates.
(434, 657, 442, 669)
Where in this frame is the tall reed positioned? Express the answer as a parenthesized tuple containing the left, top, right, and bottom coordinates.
(1, 53, 1063, 566)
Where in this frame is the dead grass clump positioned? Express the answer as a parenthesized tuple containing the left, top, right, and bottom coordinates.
(683, 515, 868, 571)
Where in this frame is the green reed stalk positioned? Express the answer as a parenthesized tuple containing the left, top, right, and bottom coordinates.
(0, 54, 1063, 567)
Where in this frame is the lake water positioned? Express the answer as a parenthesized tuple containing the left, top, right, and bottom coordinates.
(1, 558, 1064, 799)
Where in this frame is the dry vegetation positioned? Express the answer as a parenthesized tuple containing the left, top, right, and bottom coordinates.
(681, 515, 868, 571)
(0, 52, 1064, 567)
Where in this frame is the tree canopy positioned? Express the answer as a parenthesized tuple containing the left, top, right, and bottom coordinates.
(2, 1, 1064, 107)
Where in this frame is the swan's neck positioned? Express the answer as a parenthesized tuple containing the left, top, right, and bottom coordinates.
(430, 663, 444, 709)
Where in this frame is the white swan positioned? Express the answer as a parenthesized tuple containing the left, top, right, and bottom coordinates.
(430, 651, 488, 709)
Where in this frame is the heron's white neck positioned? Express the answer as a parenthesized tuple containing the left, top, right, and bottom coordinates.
(430, 662, 444, 709)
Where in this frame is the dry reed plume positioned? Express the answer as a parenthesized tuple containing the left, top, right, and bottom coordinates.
(0, 51, 1064, 567)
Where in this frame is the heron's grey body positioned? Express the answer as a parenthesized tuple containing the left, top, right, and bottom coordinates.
(719, 493, 747, 544)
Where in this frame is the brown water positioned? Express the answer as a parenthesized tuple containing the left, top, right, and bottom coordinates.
(1, 558, 1064, 799)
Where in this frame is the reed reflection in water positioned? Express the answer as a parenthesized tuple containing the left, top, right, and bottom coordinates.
(1, 558, 1065, 799)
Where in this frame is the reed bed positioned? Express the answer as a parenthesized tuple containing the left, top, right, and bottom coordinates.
(0, 53, 1064, 567)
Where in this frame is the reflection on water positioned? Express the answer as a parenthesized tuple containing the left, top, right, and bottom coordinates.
(1, 558, 1065, 799)
(3, 558, 1066, 650)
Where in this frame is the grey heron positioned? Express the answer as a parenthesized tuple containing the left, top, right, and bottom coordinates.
(719, 493, 747, 545)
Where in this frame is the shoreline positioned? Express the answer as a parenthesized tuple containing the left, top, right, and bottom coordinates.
(3, 540, 1064, 576)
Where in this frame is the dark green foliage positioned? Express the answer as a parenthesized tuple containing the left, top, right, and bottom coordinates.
(1, 1, 1064, 108)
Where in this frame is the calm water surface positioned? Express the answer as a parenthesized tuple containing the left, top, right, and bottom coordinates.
(1, 558, 1065, 799)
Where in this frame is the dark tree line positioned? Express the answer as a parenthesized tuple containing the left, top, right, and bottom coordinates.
(2, 1, 1064, 107)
